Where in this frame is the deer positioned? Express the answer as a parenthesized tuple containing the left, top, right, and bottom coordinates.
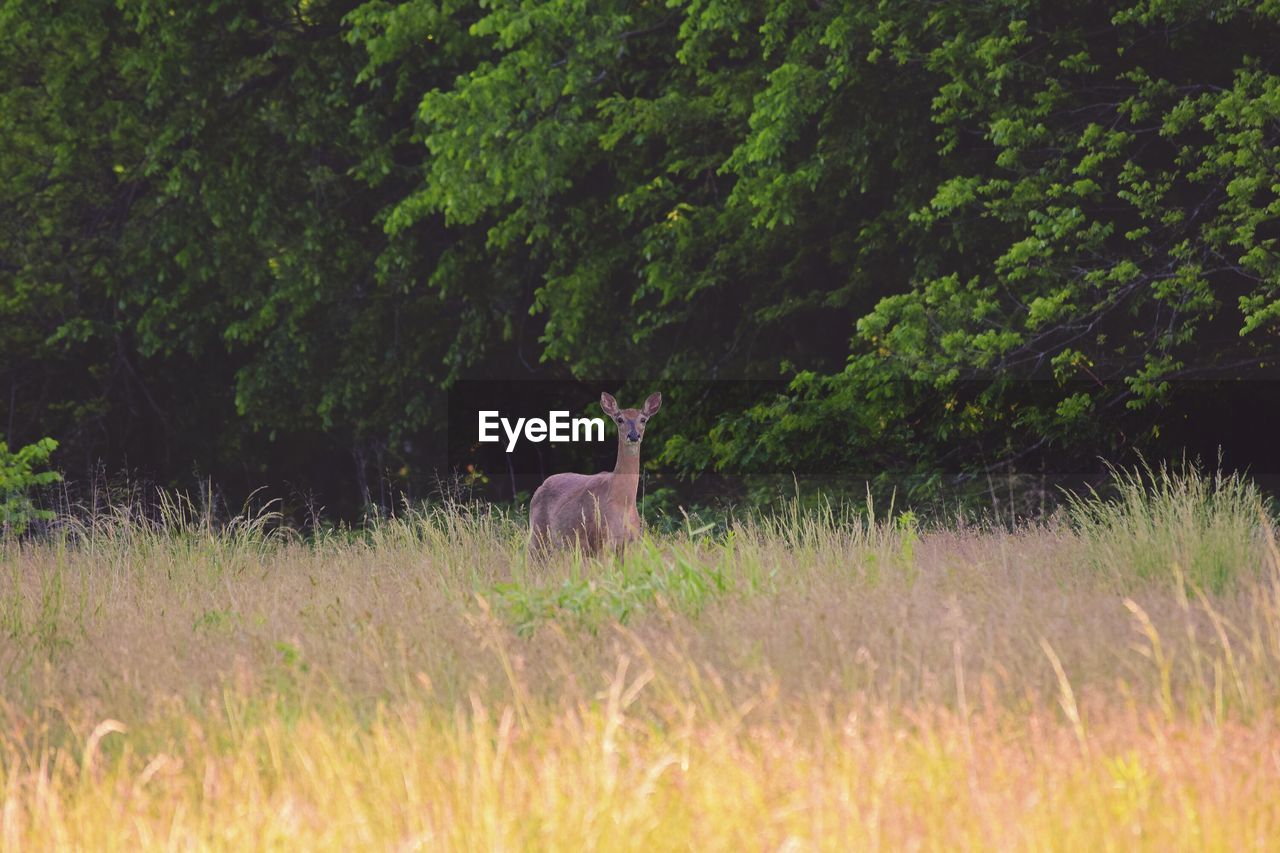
(528, 391, 662, 557)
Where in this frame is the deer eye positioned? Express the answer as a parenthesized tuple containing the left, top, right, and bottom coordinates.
(614, 417, 623, 423)
(640, 417, 647, 424)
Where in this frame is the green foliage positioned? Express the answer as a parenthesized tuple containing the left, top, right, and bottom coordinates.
(386, 0, 1280, 493)
(3, 0, 1279, 508)
(0, 438, 61, 536)
(494, 539, 732, 636)
(1, 0, 510, 498)
(669, 2, 1279, 489)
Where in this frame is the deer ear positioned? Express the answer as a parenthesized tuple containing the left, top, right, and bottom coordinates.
(642, 392, 662, 416)
(600, 392, 620, 417)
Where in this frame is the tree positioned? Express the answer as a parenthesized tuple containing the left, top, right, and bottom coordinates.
(4, 0, 1278, 514)
(1, 0, 530, 510)
(732, 0, 1280, 493)
(387, 0, 1280, 494)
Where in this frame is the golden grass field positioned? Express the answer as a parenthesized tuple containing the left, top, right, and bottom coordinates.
(3, 466, 1280, 850)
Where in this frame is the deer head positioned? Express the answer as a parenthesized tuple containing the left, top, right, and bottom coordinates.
(600, 392, 661, 455)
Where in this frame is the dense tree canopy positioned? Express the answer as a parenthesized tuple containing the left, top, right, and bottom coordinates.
(3, 0, 1279, 513)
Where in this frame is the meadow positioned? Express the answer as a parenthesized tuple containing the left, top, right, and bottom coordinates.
(3, 465, 1280, 850)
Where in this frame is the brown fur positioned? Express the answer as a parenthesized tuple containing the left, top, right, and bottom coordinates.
(528, 392, 661, 556)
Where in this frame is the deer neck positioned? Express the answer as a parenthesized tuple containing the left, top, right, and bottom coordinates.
(608, 441, 641, 506)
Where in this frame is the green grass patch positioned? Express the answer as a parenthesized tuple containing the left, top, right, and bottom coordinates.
(1065, 457, 1270, 592)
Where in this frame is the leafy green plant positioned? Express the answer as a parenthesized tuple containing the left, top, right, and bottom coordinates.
(0, 437, 61, 536)
(494, 539, 732, 636)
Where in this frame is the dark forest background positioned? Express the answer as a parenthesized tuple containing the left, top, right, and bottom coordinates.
(3, 0, 1280, 520)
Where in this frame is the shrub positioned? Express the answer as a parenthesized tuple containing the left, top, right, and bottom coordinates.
(1, 437, 62, 536)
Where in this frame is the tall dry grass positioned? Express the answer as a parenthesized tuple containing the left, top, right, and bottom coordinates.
(2, 467, 1280, 849)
